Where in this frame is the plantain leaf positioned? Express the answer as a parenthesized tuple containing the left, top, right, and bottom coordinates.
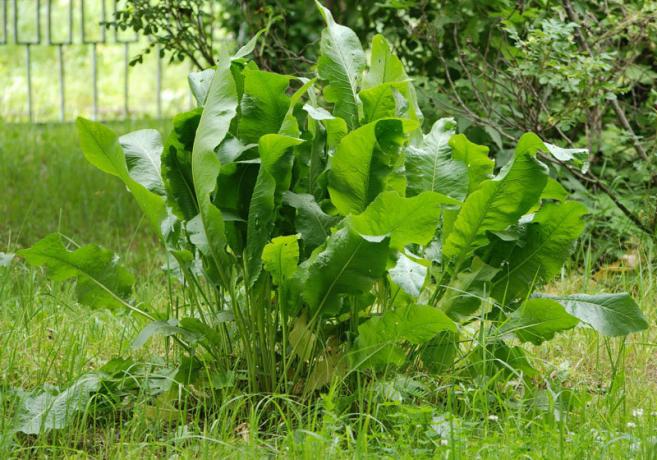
(350, 191, 458, 249)
(279, 78, 316, 137)
(316, 1, 366, 129)
(18, 234, 134, 310)
(490, 201, 587, 302)
(389, 253, 428, 298)
(188, 68, 215, 105)
(239, 69, 292, 143)
(448, 134, 494, 193)
(405, 118, 466, 199)
(76, 118, 166, 234)
(262, 235, 300, 285)
(282, 192, 340, 252)
(131, 319, 200, 349)
(297, 226, 389, 315)
(328, 118, 413, 215)
(501, 298, 579, 345)
(443, 134, 549, 264)
(191, 55, 238, 270)
(119, 129, 165, 195)
(440, 258, 499, 320)
(14, 374, 101, 434)
(360, 83, 398, 123)
(354, 304, 456, 367)
(541, 176, 569, 201)
(245, 135, 304, 283)
(538, 293, 648, 336)
(364, 34, 422, 122)
(162, 109, 201, 220)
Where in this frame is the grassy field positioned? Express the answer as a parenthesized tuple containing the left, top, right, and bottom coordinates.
(1, 122, 656, 459)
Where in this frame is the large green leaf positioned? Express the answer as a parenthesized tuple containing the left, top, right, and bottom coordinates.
(191, 56, 238, 271)
(360, 83, 397, 123)
(389, 253, 428, 298)
(262, 235, 300, 285)
(280, 77, 316, 137)
(440, 258, 499, 320)
(188, 68, 215, 105)
(14, 374, 102, 434)
(282, 192, 340, 252)
(18, 234, 134, 311)
(404, 118, 466, 199)
(491, 201, 587, 302)
(118, 129, 165, 195)
(538, 293, 648, 336)
(316, 2, 366, 129)
(328, 118, 411, 215)
(363, 34, 422, 122)
(239, 69, 292, 143)
(297, 226, 390, 315)
(349, 191, 457, 249)
(76, 118, 166, 234)
(162, 109, 201, 220)
(448, 134, 494, 193)
(501, 298, 579, 345)
(245, 135, 304, 283)
(443, 135, 549, 265)
(354, 304, 456, 367)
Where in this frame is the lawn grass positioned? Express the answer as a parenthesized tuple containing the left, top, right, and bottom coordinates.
(1, 122, 656, 459)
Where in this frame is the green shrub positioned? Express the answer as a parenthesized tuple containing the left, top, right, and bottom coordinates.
(21, 3, 647, 401)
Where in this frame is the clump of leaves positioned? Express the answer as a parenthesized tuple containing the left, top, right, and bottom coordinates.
(20, 2, 647, 421)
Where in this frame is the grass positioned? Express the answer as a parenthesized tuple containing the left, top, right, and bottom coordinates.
(1, 122, 657, 458)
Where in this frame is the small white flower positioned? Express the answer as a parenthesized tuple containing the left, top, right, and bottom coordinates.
(440, 439, 449, 446)
(487, 415, 499, 422)
(651, 411, 657, 417)
(632, 408, 644, 418)
(626, 422, 637, 429)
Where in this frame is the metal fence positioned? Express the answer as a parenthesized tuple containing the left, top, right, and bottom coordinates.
(0, 0, 198, 122)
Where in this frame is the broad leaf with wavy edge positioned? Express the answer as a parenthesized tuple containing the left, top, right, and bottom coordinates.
(328, 118, 415, 215)
(119, 129, 165, 195)
(501, 298, 579, 345)
(262, 235, 300, 285)
(353, 304, 456, 368)
(245, 134, 304, 283)
(282, 192, 340, 252)
(239, 69, 292, 143)
(76, 118, 166, 234)
(191, 54, 238, 273)
(350, 191, 458, 250)
(490, 201, 587, 302)
(296, 226, 390, 315)
(316, 1, 366, 129)
(537, 293, 648, 336)
(405, 118, 467, 199)
(363, 34, 422, 123)
(443, 133, 549, 266)
(18, 233, 134, 311)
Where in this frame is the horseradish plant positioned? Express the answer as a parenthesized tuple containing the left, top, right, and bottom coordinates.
(21, 3, 647, 394)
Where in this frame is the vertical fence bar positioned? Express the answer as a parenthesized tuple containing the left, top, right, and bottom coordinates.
(57, 44, 65, 121)
(0, 0, 7, 45)
(14, 0, 41, 121)
(81, 0, 105, 120)
(26, 44, 32, 121)
(48, 0, 73, 122)
(92, 42, 98, 120)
